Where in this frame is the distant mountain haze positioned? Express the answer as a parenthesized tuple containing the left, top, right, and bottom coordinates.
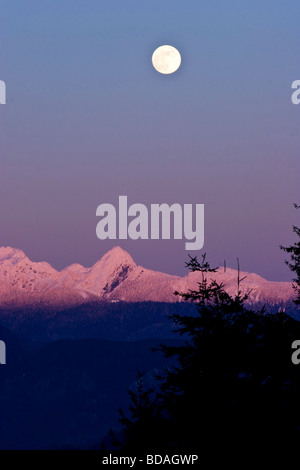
(0, 246, 295, 308)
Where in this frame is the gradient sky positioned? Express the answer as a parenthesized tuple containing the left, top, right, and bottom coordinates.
(0, 0, 299, 281)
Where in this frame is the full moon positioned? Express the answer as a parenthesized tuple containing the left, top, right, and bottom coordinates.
(152, 45, 181, 75)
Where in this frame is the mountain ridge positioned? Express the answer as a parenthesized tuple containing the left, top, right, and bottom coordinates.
(0, 245, 295, 308)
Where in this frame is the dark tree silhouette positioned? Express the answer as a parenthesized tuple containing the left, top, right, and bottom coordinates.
(281, 204, 300, 305)
(113, 371, 164, 452)
(116, 254, 300, 452)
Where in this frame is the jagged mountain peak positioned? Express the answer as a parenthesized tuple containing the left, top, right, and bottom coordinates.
(0, 247, 59, 295)
(0, 247, 27, 263)
(0, 247, 57, 273)
(62, 247, 136, 275)
(74, 247, 137, 297)
(94, 246, 136, 269)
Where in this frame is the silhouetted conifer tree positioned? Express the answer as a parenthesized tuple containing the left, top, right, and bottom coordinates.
(116, 254, 300, 452)
(281, 204, 300, 305)
(113, 371, 165, 452)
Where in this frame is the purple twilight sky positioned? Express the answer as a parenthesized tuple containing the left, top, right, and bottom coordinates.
(0, 0, 299, 281)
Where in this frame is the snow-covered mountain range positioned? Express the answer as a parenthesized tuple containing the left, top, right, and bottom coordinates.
(0, 246, 295, 308)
